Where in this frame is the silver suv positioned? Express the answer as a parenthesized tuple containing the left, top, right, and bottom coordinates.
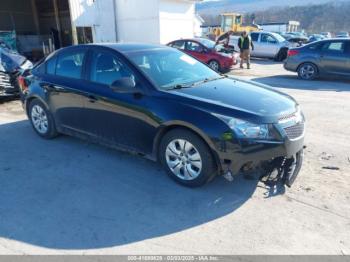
(229, 31, 290, 61)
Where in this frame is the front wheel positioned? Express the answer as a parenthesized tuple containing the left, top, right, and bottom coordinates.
(159, 129, 217, 187)
(29, 99, 58, 139)
(298, 63, 318, 80)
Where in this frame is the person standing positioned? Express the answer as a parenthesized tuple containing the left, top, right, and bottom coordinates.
(238, 31, 254, 69)
(216, 30, 234, 48)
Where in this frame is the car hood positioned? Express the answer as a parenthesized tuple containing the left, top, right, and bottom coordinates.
(166, 77, 297, 123)
(0, 48, 27, 72)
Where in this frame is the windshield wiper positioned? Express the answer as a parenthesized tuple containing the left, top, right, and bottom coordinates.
(165, 84, 193, 91)
(191, 75, 227, 86)
(165, 76, 227, 91)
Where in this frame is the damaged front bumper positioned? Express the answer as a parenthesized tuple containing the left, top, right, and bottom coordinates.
(217, 122, 305, 187)
(0, 71, 20, 97)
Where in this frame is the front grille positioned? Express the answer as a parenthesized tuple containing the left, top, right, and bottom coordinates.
(284, 122, 305, 139)
(0, 72, 13, 90)
(279, 112, 297, 123)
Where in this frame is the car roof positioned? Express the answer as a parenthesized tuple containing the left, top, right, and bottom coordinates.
(316, 38, 350, 42)
(57, 43, 170, 54)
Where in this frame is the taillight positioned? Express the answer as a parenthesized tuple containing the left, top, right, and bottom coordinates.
(288, 49, 300, 57)
(18, 76, 28, 92)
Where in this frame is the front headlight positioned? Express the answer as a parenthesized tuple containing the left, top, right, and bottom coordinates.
(214, 114, 270, 139)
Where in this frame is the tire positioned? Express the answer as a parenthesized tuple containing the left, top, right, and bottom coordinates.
(208, 60, 221, 72)
(298, 63, 318, 80)
(159, 128, 217, 187)
(28, 99, 58, 139)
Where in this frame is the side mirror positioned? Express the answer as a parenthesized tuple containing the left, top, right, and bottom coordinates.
(110, 77, 139, 93)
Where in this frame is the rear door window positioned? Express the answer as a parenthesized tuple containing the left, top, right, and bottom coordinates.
(322, 41, 345, 54)
(56, 50, 86, 79)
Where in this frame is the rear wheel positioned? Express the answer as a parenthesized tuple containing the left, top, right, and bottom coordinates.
(29, 99, 57, 139)
(298, 63, 318, 80)
(208, 60, 220, 72)
(159, 129, 217, 187)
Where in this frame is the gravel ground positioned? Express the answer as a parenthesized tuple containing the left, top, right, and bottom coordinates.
(0, 60, 349, 255)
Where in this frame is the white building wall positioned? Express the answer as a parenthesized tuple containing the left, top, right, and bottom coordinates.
(69, 0, 117, 43)
(159, 0, 196, 44)
(260, 24, 288, 33)
(115, 0, 160, 44)
(194, 15, 204, 37)
(69, 0, 198, 44)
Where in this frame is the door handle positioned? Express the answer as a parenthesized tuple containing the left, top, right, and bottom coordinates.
(88, 95, 97, 103)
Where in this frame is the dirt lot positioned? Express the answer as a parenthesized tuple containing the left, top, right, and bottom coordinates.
(0, 60, 349, 255)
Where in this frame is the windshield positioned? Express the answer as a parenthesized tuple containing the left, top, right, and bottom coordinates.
(271, 32, 286, 42)
(126, 48, 220, 90)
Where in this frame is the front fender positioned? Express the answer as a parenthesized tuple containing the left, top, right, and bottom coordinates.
(149, 97, 232, 168)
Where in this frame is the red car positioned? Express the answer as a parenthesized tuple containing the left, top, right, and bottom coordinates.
(167, 38, 239, 72)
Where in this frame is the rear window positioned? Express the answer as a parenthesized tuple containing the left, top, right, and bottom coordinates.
(307, 42, 322, 50)
(46, 56, 57, 75)
(170, 41, 185, 50)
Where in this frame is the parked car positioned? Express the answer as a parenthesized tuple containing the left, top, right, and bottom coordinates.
(308, 34, 325, 43)
(284, 39, 350, 80)
(281, 32, 307, 40)
(0, 41, 32, 97)
(320, 32, 332, 39)
(20, 43, 305, 187)
(287, 36, 309, 48)
(336, 32, 349, 38)
(167, 38, 239, 72)
(229, 31, 289, 61)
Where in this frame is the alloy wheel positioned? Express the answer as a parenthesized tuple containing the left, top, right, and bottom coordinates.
(209, 61, 220, 71)
(300, 64, 316, 79)
(31, 104, 48, 134)
(165, 139, 202, 181)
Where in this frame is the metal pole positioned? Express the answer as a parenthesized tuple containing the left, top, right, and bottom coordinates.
(52, 0, 62, 46)
(68, 0, 78, 45)
(31, 0, 40, 34)
(113, 0, 119, 42)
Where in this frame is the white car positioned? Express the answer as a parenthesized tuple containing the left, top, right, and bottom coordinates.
(229, 31, 290, 61)
(336, 32, 350, 38)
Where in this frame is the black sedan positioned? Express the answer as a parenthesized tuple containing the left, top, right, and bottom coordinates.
(20, 43, 305, 187)
(284, 39, 350, 80)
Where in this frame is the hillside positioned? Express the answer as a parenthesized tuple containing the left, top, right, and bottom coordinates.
(246, 2, 350, 33)
(197, 0, 350, 33)
(196, 0, 336, 13)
